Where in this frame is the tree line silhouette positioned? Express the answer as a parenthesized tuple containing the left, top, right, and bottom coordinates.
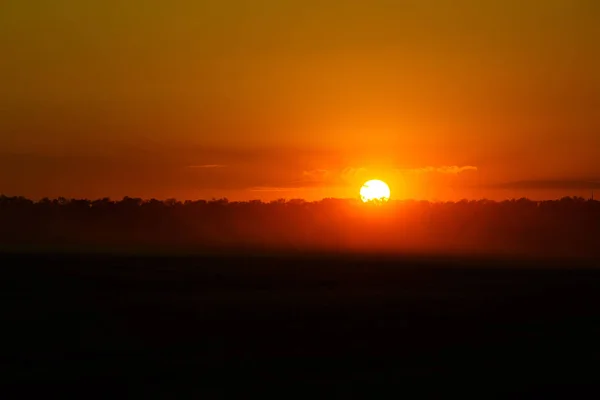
(1, 195, 599, 257)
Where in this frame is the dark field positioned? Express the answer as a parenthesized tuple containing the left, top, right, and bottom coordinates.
(2, 253, 600, 396)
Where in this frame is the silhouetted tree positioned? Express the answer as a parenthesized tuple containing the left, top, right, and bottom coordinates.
(0, 196, 599, 257)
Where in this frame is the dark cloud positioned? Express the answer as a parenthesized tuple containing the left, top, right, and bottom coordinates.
(185, 164, 227, 169)
(488, 180, 600, 190)
(248, 186, 304, 192)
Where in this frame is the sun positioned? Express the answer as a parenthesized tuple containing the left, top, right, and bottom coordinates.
(360, 180, 391, 203)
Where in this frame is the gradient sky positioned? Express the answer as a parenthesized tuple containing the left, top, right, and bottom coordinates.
(1, 0, 599, 201)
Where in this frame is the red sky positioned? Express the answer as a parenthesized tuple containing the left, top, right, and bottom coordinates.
(1, 1, 599, 201)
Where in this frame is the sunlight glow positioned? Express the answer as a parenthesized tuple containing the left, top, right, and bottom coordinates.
(360, 180, 391, 203)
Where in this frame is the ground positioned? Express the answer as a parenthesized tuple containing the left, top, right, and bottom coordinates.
(2, 253, 600, 396)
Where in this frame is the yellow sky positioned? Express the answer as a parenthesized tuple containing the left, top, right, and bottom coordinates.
(1, 1, 599, 201)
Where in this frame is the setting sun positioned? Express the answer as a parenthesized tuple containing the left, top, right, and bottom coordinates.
(360, 180, 391, 203)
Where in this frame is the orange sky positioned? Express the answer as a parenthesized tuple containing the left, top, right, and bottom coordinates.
(1, 1, 599, 201)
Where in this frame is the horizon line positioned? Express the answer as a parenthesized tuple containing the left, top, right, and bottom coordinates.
(1, 194, 598, 204)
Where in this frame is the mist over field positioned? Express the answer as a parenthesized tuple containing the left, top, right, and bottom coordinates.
(2, 195, 599, 258)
